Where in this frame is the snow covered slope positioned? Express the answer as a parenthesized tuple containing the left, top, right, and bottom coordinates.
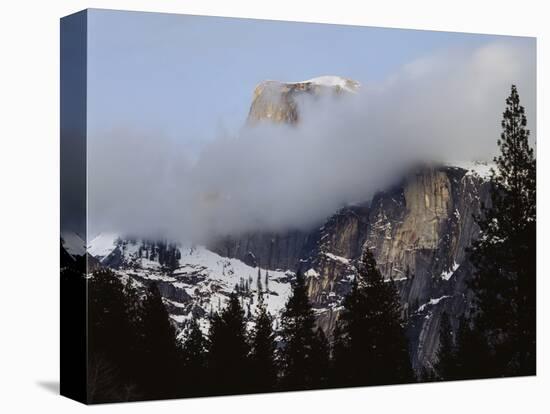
(61, 231, 86, 257)
(88, 233, 119, 260)
(95, 239, 293, 338)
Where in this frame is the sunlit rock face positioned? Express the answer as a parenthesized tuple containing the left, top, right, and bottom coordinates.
(247, 76, 360, 125)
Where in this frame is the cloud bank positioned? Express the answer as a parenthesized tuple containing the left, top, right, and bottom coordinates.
(88, 41, 536, 243)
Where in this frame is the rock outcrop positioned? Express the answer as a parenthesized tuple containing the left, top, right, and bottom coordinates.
(247, 76, 360, 124)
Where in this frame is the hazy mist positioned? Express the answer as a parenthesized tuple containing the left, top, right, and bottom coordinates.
(88, 42, 536, 243)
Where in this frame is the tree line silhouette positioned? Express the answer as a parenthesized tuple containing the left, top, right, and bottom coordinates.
(79, 245, 413, 403)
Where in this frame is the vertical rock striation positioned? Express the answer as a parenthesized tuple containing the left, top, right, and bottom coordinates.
(211, 165, 491, 373)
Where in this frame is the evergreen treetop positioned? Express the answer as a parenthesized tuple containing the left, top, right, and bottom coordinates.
(468, 84, 536, 376)
(249, 292, 277, 391)
(280, 270, 318, 390)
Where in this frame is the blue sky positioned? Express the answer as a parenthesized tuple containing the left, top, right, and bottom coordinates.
(86, 9, 532, 154)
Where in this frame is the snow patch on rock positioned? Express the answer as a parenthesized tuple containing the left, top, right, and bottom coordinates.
(417, 295, 451, 313)
(441, 262, 459, 281)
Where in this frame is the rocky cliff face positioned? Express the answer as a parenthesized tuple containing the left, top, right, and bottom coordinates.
(211, 230, 319, 271)
(247, 76, 360, 124)
(210, 164, 492, 373)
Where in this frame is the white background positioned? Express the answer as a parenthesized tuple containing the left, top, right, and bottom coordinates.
(0, 0, 548, 412)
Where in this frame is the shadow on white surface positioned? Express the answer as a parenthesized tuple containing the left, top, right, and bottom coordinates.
(36, 381, 59, 395)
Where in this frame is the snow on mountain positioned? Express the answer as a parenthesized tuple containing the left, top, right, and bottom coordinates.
(440, 261, 459, 281)
(322, 252, 351, 265)
(303, 75, 360, 93)
(447, 161, 494, 179)
(261, 75, 360, 93)
(170, 246, 292, 327)
(61, 230, 119, 259)
(88, 233, 119, 260)
(97, 239, 293, 339)
(417, 295, 451, 313)
(61, 231, 86, 256)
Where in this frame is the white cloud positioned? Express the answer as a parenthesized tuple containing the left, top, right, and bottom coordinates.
(88, 41, 536, 243)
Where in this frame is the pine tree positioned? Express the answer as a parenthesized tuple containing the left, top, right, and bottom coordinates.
(332, 270, 367, 386)
(334, 249, 413, 386)
(434, 312, 457, 381)
(329, 322, 347, 387)
(207, 293, 250, 394)
(280, 270, 319, 390)
(120, 277, 142, 391)
(158, 242, 165, 266)
(89, 269, 131, 357)
(87, 269, 139, 402)
(123, 278, 140, 324)
(181, 318, 207, 396)
(363, 251, 414, 385)
(454, 316, 492, 380)
(166, 246, 180, 271)
(256, 268, 263, 296)
(136, 283, 181, 399)
(249, 292, 277, 392)
(468, 84, 536, 377)
(310, 328, 331, 388)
